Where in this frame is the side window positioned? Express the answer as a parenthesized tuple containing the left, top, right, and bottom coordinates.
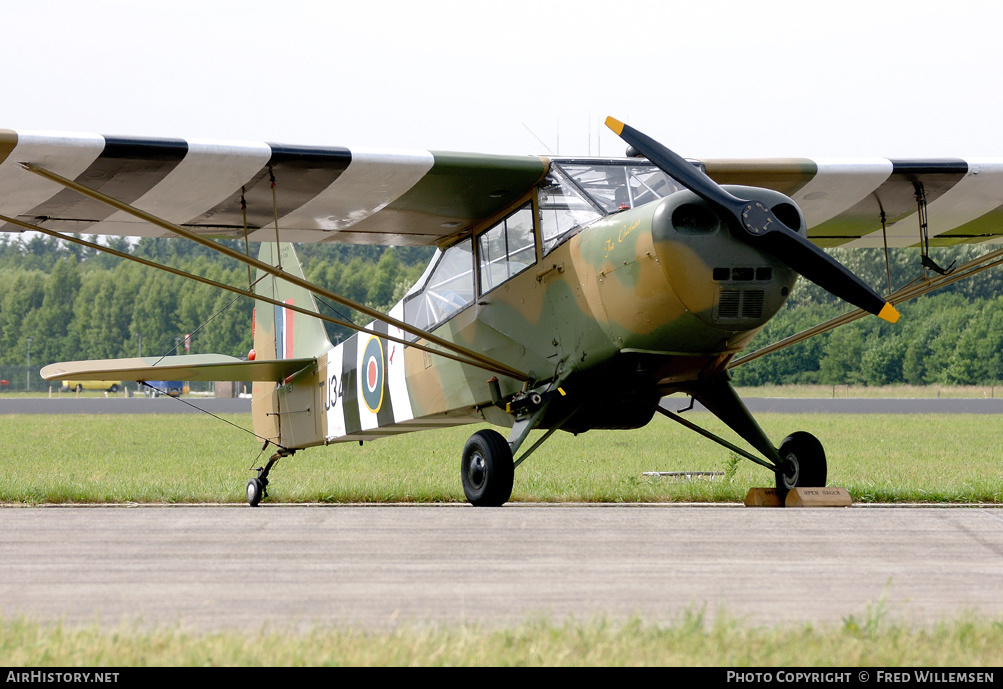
(403, 238, 474, 333)
(478, 205, 535, 294)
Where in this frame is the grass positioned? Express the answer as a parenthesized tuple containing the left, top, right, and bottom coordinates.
(2, 611, 1001, 666)
(9, 383, 1002, 399)
(735, 384, 1002, 398)
(3, 409, 1001, 666)
(1, 411, 1001, 504)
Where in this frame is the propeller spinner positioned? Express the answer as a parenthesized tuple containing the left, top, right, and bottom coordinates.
(605, 117, 900, 324)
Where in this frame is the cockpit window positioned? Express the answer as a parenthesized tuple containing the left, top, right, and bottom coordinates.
(478, 204, 535, 294)
(403, 238, 474, 334)
(557, 162, 682, 213)
(538, 167, 603, 255)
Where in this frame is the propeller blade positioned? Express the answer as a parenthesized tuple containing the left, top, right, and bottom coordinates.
(604, 117, 900, 324)
(756, 229, 901, 323)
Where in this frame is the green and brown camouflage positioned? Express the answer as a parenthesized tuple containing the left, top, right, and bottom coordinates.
(24, 122, 1003, 505)
(247, 164, 801, 452)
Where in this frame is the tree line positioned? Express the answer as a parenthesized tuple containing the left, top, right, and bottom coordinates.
(0, 234, 430, 379)
(730, 246, 1003, 386)
(0, 235, 1001, 388)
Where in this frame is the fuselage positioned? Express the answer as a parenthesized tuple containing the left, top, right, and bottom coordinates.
(254, 159, 803, 447)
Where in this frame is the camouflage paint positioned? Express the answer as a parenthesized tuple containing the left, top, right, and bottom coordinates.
(260, 181, 805, 449)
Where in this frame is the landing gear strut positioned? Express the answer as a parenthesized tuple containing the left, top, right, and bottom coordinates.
(775, 431, 827, 502)
(662, 375, 830, 503)
(461, 429, 514, 506)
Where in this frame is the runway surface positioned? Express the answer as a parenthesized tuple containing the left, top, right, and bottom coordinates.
(2, 504, 1001, 631)
(2, 396, 1003, 414)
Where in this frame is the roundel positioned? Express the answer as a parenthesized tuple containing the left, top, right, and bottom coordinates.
(361, 335, 384, 414)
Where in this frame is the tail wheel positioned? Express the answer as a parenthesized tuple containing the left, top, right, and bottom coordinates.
(775, 431, 827, 501)
(246, 478, 266, 507)
(461, 429, 514, 507)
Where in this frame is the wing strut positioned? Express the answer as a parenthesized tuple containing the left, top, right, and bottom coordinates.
(730, 245, 1003, 368)
(914, 182, 956, 276)
(0, 213, 529, 382)
(17, 162, 532, 383)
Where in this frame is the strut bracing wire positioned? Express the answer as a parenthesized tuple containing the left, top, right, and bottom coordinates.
(880, 208, 893, 294)
(138, 380, 290, 452)
(240, 190, 254, 291)
(150, 291, 245, 367)
(914, 182, 955, 276)
(17, 162, 532, 382)
(269, 168, 283, 271)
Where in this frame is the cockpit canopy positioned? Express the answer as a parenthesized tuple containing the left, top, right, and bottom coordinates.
(539, 159, 684, 252)
(554, 159, 684, 213)
(403, 159, 688, 335)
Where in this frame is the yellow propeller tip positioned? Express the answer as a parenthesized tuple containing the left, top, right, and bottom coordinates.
(604, 117, 624, 135)
(878, 302, 901, 323)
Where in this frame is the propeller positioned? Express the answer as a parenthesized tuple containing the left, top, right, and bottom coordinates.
(605, 117, 900, 324)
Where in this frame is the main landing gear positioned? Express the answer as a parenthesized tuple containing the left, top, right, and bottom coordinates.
(662, 374, 829, 504)
(460, 382, 577, 506)
(460, 429, 514, 506)
(775, 431, 827, 502)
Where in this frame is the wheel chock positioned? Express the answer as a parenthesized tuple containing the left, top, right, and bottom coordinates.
(744, 486, 852, 507)
(784, 487, 852, 507)
(744, 487, 784, 507)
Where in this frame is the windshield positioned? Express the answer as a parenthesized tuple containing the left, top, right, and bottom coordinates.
(538, 167, 603, 254)
(555, 161, 682, 213)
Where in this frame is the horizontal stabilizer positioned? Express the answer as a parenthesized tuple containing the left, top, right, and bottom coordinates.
(41, 354, 316, 384)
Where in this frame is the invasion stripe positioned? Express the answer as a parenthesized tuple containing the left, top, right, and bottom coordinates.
(188, 144, 351, 233)
(791, 158, 892, 232)
(0, 131, 104, 232)
(386, 300, 415, 425)
(324, 415, 484, 444)
(879, 160, 1003, 246)
(808, 159, 967, 247)
(87, 139, 272, 237)
(340, 334, 361, 435)
(19, 137, 188, 231)
(270, 148, 434, 243)
(371, 322, 397, 429)
(340, 151, 547, 246)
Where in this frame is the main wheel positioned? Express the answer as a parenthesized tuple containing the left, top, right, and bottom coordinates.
(461, 429, 514, 506)
(74, 384, 83, 393)
(246, 478, 265, 507)
(109, 384, 119, 393)
(775, 431, 827, 501)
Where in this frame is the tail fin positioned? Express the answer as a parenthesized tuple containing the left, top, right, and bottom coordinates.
(252, 243, 332, 361)
(252, 243, 332, 447)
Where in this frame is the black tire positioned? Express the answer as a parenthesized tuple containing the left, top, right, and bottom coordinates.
(461, 429, 514, 506)
(74, 384, 83, 393)
(109, 384, 119, 393)
(246, 478, 264, 507)
(775, 431, 827, 501)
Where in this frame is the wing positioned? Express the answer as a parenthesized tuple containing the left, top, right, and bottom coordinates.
(40, 354, 316, 383)
(4, 129, 999, 249)
(0, 130, 547, 246)
(702, 158, 1003, 248)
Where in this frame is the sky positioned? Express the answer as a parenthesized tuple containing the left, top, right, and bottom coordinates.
(3, 0, 1003, 159)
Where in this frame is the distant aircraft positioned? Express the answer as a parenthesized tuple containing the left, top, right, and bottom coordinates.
(2, 118, 999, 505)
